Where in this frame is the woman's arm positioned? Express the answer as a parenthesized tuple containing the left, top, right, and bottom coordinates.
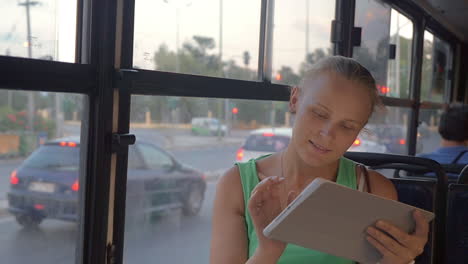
(210, 167, 287, 264)
(210, 166, 249, 264)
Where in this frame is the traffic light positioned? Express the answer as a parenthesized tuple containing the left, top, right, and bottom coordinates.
(232, 107, 239, 115)
(275, 73, 282, 81)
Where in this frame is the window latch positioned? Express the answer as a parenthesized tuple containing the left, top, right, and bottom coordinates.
(112, 133, 136, 153)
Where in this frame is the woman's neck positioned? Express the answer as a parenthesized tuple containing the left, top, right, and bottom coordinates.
(282, 146, 339, 190)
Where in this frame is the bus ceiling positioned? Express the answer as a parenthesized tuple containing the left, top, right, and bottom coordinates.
(412, 0, 468, 42)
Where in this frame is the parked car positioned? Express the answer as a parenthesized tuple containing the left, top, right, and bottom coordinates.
(191, 117, 227, 136)
(7, 137, 206, 228)
(236, 128, 387, 162)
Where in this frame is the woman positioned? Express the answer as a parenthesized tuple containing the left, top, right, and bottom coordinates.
(210, 56, 429, 264)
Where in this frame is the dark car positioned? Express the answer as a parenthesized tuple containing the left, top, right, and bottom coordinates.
(367, 124, 423, 154)
(7, 137, 206, 228)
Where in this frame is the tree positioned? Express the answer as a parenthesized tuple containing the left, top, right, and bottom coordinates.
(299, 47, 332, 77)
(275, 66, 301, 87)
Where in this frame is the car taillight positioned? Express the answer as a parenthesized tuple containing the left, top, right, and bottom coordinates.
(71, 180, 79, 191)
(399, 139, 406, 145)
(263, 132, 274, 137)
(34, 204, 45, 210)
(10, 170, 19, 185)
(236, 148, 244, 161)
(60, 141, 77, 147)
(353, 139, 361, 146)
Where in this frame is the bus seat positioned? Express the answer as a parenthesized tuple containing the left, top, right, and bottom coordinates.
(446, 183, 468, 264)
(457, 164, 468, 184)
(390, 178, 436, 264)
(344, 152, 448, 264)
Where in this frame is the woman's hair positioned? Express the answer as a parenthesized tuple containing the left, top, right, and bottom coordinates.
(297, 56, 382, 114)
(438, 103, 468, 142)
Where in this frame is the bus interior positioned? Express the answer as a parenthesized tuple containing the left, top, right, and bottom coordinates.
(0, 0, 467, 263)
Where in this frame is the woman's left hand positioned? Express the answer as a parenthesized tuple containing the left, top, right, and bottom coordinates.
(366, 210, 430, 264)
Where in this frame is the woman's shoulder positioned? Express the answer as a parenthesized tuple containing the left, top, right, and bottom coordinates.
(346, 157, 398, 200)
(367, 169, 398, 200)
(215, 166, 245, 213)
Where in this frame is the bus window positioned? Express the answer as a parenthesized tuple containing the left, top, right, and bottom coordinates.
(417, 108, 444, 155)
(360, 107, 412, 155)
(0, 0, 77, 63)
(133, 0, 261, 81)
(421, 31, 453, 103)
(353, 0, 391, 92)
(0, 90, 86, 264)
(386, 9, 413, 98)
(272, 0, 335, 86)
(124, 95, 294, 263)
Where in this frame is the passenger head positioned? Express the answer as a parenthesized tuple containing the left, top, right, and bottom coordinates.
(438, 104, 468, 143)
(289, 56, 380, 166)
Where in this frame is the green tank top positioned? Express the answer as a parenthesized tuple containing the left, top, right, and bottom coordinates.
(237, 155, 357, 264)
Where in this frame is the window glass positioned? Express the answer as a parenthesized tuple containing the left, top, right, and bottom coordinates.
(359, 106, 412, 155)
(23, 145, 80, 171)
(133, 0, 261, 81)
(1, 0, 77, 62)
(385, 9, 413, 98)
(244, 135, 290, 152)
(138, 143, 173, 170)
(0, 89, 85, 263)
(124, 94, 417, 262)
(128, 145, 144, 170)
(421, 31, 452, 103)
(272, 0, 335, 86)
(416, 108, 443, 155)
(125, 95, 293, 263)
(353, 0, 391, 93)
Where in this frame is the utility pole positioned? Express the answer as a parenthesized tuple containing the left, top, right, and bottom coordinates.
(175, 7, 180, 72)
(219, 0, 230, 136)
(55, 93, 64, 137)
(6, 49, 13, 108)
(19, 0, 40, 132)
(305, 0, 309, 56)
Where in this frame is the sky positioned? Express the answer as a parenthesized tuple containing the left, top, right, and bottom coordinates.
(0, 0, 418, 73)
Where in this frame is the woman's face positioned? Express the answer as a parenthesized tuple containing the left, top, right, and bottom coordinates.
(289, 72, 373, 167)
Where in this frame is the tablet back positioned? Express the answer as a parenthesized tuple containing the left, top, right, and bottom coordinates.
(263, 178, 435, 264)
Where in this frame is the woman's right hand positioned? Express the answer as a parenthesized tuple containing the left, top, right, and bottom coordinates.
(248, 175, 296, 260)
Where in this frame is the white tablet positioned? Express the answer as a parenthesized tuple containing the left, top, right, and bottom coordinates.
(263, 178, 435, 264)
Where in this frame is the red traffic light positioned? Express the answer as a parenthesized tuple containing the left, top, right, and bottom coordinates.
(232, 107, 239, 114)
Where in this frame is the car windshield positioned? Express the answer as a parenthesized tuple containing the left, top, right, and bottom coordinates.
(22, 145, 80, 171)
(244, 135, 290, 152)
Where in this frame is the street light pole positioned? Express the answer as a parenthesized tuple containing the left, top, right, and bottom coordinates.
(219, 0, 230, 136)
(305, 0, 309, 56)
(19, 0, 40, 132)
(164, 0, 192, 72)
(176, 7, 180, 72)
